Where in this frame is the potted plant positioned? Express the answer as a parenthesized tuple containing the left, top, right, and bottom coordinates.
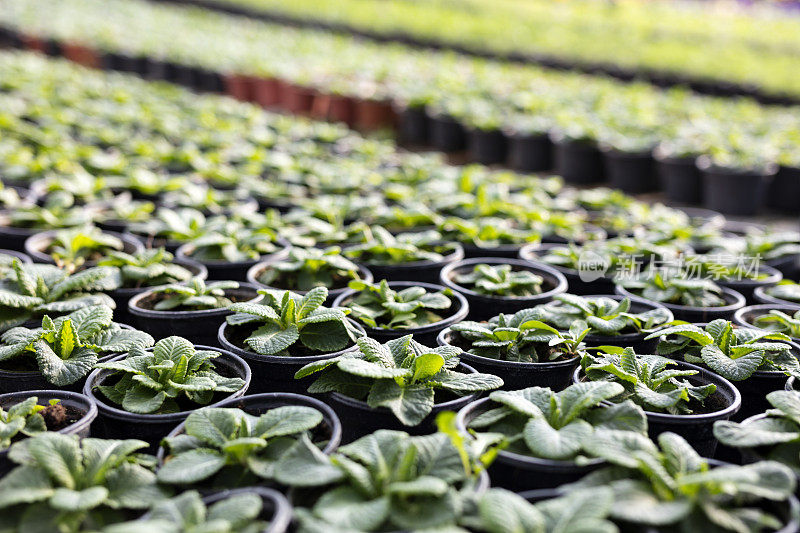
(504, 114, 553, 173)
(126, 207, 210, 252)
(440, 314, 588, 391)
(24, 225, 143, 272)
(439, 258, 567, 320)
(97, 247, 205, 322)
(0, 433, 169, 531)
(124, 488, 292, 533)
(84, 336, 250, 447)
(435, 216, 542, 259)
(0, 195, 95, 251)
(273, 428, 490, 531)
(0, 391, 97, 474)
(616, 272, 746, 322)
(342, 226, 463, 284)
(157, 394, 340, 489)
(697, 150, 777, 216)
(332, 279, 468, 346)
(295, 335, 502, 441)
(576, 347, 741, 456)
(735, 305, 800, 342)
(247, 246, 372, 304)
(755, 281, 800, 307)
(0, 261, 118, 333)
(218, 286, 364, 394)
(128, 278, 260, 346)
(681, 254, 783, 301)
(549, 125, 604, 185)
(599, 131, 658, 194)
(456, 383, 648, 491)
(0, 304, 153, 393)
(646, 319, 800, 419)
(654, 136, 705, 204)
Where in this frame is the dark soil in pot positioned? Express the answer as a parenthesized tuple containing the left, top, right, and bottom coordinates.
(438, 328, 579, 392)
(768, 165, 800, 214)
(83, 348, 250, 450)
(328, 362, 480, 443)
(217, 320, 364, 394)
(656, 154, 703, 204)
(332, 281, 468, 346)
(456, 397, 602, 490)
(615, 284, 746, 322)
(753, 286, 800, 308)
(467, 128, 508, 165)
(602, 148, 658, 193)
(429, 113, 467, 152)
(176, 241, 291, 281)
(128, 283, 260, 346)
(550, 134, 605, 184)
(574, 361, 741, 457)
(439, 257, 568, 321)
(123, 230, 184, 253)
(699, 161, 775, 216)
(24, 230, 144, 268)
(350, 242, 464, 284)
(734, 304, 800, 343)
(519, 242, 617, 295)
(396, 105, 429, 146)
(106, 259, 208, 324)
(0, 248, 31, 264)
(246, 262, 372, 306)
(506, 132, 552, 173)
(715, 263, 782, 303)
(0, 390, 97, 475)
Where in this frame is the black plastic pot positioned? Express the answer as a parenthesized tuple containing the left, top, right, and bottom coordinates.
(84, 347, 250, 449)
(766, 254, 800, 281)
(106, 259, 207, 325)
(506, 132, 552, 173)
(656, 153, 703, 204)
(217, 319, 364, 394)
(768, 165, 800, 214)
(0, 214, 42, 252)
(396, 105, 429, 145)
(246, 261, 372, 306)
(574, 361, 741, 457)
(616, 284, 746, 323)
(576, 294, 674, 354)
(733, 342, 800, 421)
(467, 128, 508, 165)
(332, 281, 468, 346)
(24, 230, 144, 268)
(350, 243, 464, 285)
(602, 148, 658, 194)
(699, 160, 776, 216)
(519, 242, 617, 295)
(714, 264, 783, 303)
(734, 304, 800, 343)
(157, 392, 342, 472)
(439, 257, 567, 321)
(753, 286, 800, 308)
(128, 283, 260, 346)
(0, 390, 97, 475)
(428, 113, 466, 152)
(0, 249, 31, 264)
(176, 241, 291, 282)
(327, 362, 481, 443)
(438, 328, 579, 391)
(550, 134, 604, 184)
(456, 397, 602, 490)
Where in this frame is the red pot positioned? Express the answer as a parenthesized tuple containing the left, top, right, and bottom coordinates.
(280, 83, 315, 115)
(62, 42, 100, 68)
(252, 77, 281, 107)
(224, 73, 255, 102)
(311, 93, 355, 126)
(355, 99, 395, 131)
(21, 34, 47, 53)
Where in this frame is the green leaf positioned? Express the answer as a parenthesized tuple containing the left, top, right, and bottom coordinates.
(412, 352, 445, 382)
(48, 486, 108, 511)
(273, 435, 344, 487)
(157, 448, 227, 485)
(34, 342, 97, 386)
(523, 418, 593, 460)
(298, 287, 328, 318)
(312, 486, 390, 532)
(367, 381, 435, 426)
(122, 386, 166, 414)
(246, 323, 299, 355)
(253, 405, 323, 439)
(299, 321, 350, 353)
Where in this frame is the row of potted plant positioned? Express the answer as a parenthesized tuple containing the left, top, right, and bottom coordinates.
(3, 1, 800, 214)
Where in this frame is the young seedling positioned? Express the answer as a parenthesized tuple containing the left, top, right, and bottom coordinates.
(343, 279, 452, 330)
(453, 263, 544, 297)
(255, 246, 361, 291)
(97, 247, 193, 288)
(147, 278, 239, 311)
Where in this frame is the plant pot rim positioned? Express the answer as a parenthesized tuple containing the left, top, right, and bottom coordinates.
(217, 319, 365, 364)
(156, 392, 342, 464)
(615, 284, 746, 314)
(437, 327, 581, 370)
(83, 347, 251, 422)
(128, 282, 261, 318)
(455, 396, 604, 470)
(696, 157, 778, 176)
(107, 258, 208, 297)
(332, 280, 469, 337)
(0, 249, 31, 263)
(518, 242, 616, 284)
(572, 359, 741, 422)
(246, 260, 373, 294)
(175, 239, 291, 268)
(439, 257, 568, 302)
(734, 304, 800, 343)
(0, 389, 97, 446)
(24, 229, 144, 266)
(329, 362, 480, 417)
(346, 241, 464, 270)
(753, 286, 800, 309)
(715, 263, 782, 290)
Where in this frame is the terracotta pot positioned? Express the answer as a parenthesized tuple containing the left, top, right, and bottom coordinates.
(280, 83, 316, 114)
(224, 73, 255, 102)
(252, 76, 282, 107)
(355, 99, 395, 131)
(62, 42, 101, 68)
(311, 93, 355, 126)
(21, 34, 48, 53)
